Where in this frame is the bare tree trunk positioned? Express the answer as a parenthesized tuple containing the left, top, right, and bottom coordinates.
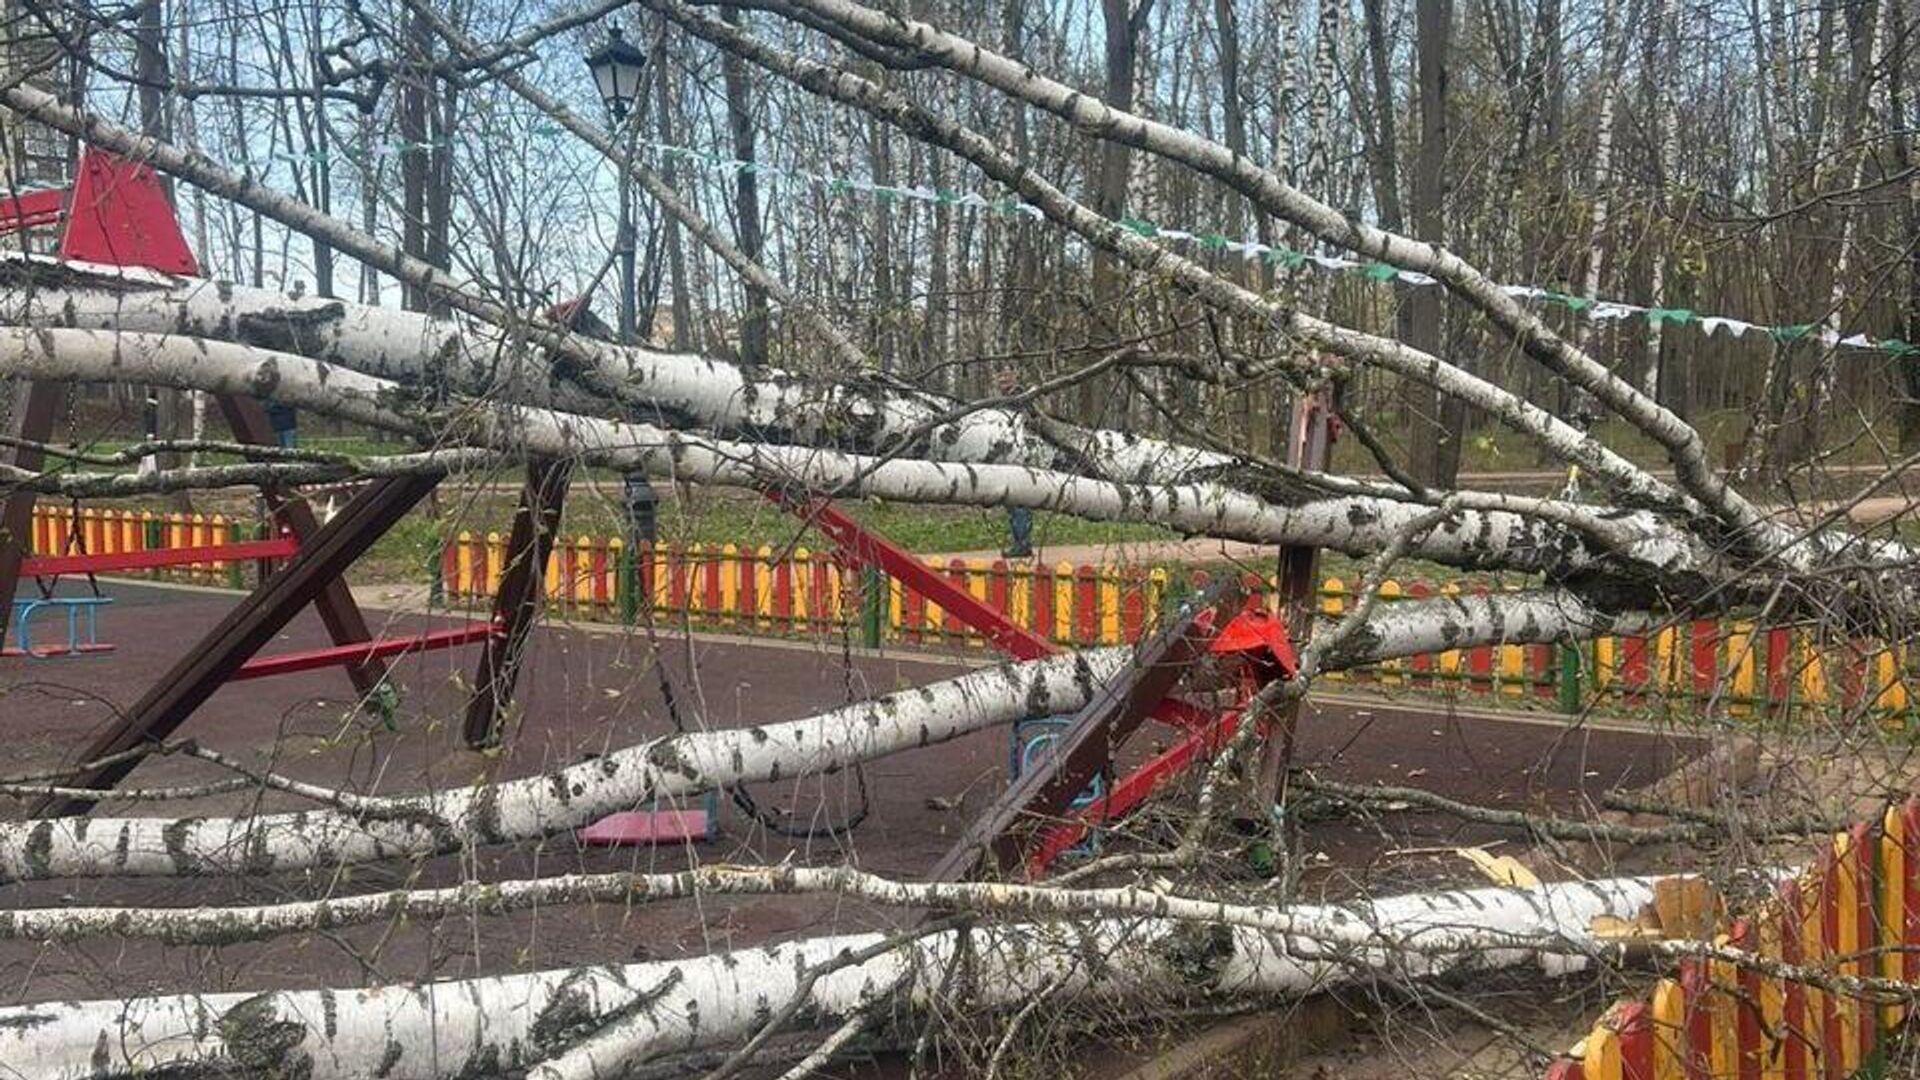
(653, 33, 694, 351)
(133, 0, 186, 501)
(868, 103, 896, 372)
(1082, 0, 1152, 424)
(1215, 0, 1261, 449)
(1801, 0, 1883, 451)
(921, 143, 952, 387)
(1408, 0, 1457, 486)
(303, 0, 332, 300)
(1895, 2, 1920, 452)
(399, 5, 434, 315)
(1567, 0, 1623, 437)
(1360, 0, 1405, 235)
(1641, 0, 1681, 410)
(722, 5, 770, 368)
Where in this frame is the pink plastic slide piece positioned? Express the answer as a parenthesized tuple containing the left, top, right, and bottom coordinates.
(578, 810, 712, 845)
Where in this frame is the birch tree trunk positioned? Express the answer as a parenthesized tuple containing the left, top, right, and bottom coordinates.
(0, 877, 1662, 1080)
(0, 327, 1737, 583)
(0, 253, 1230, 485)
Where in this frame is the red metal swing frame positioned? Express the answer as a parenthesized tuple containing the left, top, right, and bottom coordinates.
(769, 450, 1318, 881)
(0, 148, 522, 814)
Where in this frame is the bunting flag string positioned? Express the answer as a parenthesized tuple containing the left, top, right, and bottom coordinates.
(270, 128, 1917, 359)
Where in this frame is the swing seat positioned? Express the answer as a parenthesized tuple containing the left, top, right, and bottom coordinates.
(5, 597, 114, 659)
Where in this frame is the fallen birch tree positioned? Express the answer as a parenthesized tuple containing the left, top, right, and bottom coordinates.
(0, 327, 1721, 583)
(0, 875, 1663, 1079)
(0, 2, 1913, 1074)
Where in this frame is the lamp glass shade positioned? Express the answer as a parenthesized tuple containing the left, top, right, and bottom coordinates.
(586, 27, 647, 119)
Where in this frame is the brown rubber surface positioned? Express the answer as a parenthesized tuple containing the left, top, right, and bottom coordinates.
(0, 581, 1697, 1027)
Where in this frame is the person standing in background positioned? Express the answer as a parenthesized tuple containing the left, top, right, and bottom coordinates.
(265, 402, 298, 449)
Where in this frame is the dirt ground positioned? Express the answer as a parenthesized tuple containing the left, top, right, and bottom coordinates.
(0, 580, 1705, 1075)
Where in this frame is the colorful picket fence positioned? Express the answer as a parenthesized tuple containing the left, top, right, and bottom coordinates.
(25, 507, 272, 588)
(434, 531, 1176, 649)
(435, 531, 1919, 722)
(1551, 798, 1920, 1080)
(25, 509, 1917, 722)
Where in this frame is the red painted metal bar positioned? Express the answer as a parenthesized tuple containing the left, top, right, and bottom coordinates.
(233, 621, 501, 681)
(777, 492, 1056, 660)
(0, 188, 64, 232)
(927, 586, 1229, 881)
(775, 491, 1223, 733)
(1026, 710, 1243, 875)
(21, 537, 299, 577)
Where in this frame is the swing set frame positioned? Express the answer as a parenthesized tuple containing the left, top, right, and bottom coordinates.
(2, 148, 1327, 879)
(0, 148, 511, 816)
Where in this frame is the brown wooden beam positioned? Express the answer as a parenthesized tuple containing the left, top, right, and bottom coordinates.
(461, 458, 572, 748)
(0, 381, 63, 645)
(1254, 390, 1336, 808)
(925, 581, 1232, 882)
(29, 473, 442, 817)
(215, 395, 391, 699)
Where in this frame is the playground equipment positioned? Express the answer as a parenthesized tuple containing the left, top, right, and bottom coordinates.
(1010, 716, 1106, 858)
(578, 791, 721, 845)
(5, 596, 113, 658)
(2, 148, 1337, 871)
(763, 482, 1312, 881)
(0, 148, 511, 815)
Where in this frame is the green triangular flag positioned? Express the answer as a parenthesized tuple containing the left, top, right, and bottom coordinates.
(1645, 307, 1694, 325)
(1119, 216, 1158, 237)
(1881, 339, 1917, 357)
(1266, 247, 1307, 269)
(1769, 323, 1815, 342)
(1363, 262, 1400, 282)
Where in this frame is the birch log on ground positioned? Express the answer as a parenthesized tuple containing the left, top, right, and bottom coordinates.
(0, 649, 1116, 882)
(0, 876, 1664, 1080)
(0, 589, 1646, 884)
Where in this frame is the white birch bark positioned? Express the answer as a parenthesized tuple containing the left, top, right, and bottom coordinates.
(755, 0, 1775, 544)
(0, 254, 1228, 488)
(0, 876, 1661, 1079)
(0, 327, 1720, 579)
(0, 649, 1122, 882)
(1571, 0, 1623, 378)
(0, 586, 1652, 885)
(643, 1, 1703, 524)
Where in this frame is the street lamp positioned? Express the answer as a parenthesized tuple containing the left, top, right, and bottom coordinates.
(584, 26, 648, 125)
(584, 24, 648, 348)
(586, 25, 658, 546)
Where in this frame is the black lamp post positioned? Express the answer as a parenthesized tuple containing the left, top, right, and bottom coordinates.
(587, 26, 658, 546)
(584, 25, 648, 347)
